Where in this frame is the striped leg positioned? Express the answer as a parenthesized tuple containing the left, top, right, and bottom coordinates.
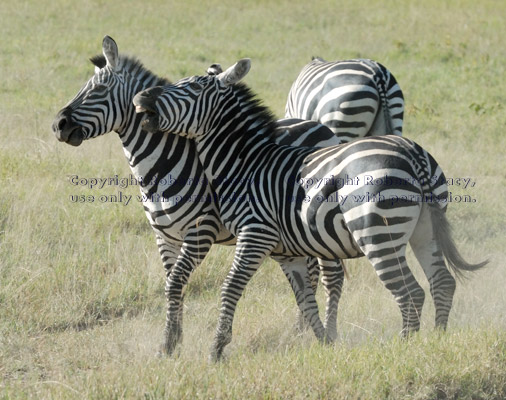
(156, 234, 179, 278)
(319, 258, 345, 342)
(210, 229, 278, 362)
(276, 257, 326, 341)
(370, 245, 425, 336)
(347, 206, 425, 336)
(293, 257, 344, 342)
(409, 206, 456, 329)
(162, 222, 219, 356)
(294, 257, 319, 333)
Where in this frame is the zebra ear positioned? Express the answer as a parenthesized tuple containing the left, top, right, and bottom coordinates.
(217, 58, 251, 86)
(102, 35, 119, 70)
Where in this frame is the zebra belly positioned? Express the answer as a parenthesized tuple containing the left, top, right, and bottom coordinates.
(141, 193, 222, 243)
(274, 202, 363, 260)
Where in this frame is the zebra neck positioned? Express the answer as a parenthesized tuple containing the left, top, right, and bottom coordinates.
(194, 114, 278, 194)
(116, 73, 168, 141)
(116, 73, 187, 191)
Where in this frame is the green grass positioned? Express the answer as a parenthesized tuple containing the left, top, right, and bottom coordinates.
(1, 0, 506, 398)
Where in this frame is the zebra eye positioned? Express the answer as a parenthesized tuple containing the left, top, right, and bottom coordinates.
(93, 84, 108, 91)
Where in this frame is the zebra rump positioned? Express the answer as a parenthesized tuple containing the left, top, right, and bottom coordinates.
(285, 57, 404, 141)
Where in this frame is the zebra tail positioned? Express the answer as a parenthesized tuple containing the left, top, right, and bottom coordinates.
(377, 79, 394, 136)
(367, 60, 395, 136)
(430, 205, 488, 280)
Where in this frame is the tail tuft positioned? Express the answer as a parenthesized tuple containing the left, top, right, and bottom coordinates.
(430, 206, 488, 280)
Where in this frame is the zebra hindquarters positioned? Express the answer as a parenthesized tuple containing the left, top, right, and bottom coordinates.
(367, 94, 402, 137)
(409, 204, 456, 330)
(308, 86, 379, 143)
(343, 198, 425, 336)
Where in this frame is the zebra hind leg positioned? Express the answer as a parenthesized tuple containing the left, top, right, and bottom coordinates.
(155, 236, 182, 356)
(409, 205, 456, 330)
(366, 244, 425, 337)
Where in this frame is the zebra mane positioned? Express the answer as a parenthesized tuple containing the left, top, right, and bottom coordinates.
(89, 54, 171, 86)
(90, 54, 107, 69)
(229, 82, 278, 137)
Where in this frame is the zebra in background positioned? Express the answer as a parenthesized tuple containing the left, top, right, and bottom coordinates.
(133, 58, 486, 361)
(52, 36, 345, 353)
(285, 57, 404, 141)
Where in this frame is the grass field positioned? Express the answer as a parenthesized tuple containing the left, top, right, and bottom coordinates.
(1, 0, 506, 398)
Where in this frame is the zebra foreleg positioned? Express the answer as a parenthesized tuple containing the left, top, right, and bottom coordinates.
(292, 258, 344, 341)
(210, 230, 278, 362)
(162, 225, 218, 356)
(155, 236, 181, 355)
(276, 257, 326, 342)
(293, 257, 319, 333)
(319, 258, 345, 342)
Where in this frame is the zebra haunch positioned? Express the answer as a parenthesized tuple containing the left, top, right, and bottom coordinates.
(133, 58, 487, 361)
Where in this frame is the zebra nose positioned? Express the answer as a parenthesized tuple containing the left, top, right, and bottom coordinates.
(52, 107, 77, 142)
(57, 116, 68, 131)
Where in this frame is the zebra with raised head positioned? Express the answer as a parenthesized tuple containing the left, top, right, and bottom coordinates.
(133, 58, 486, 361)
(285, 57, 404, 141)
(52, 36, 345, 353)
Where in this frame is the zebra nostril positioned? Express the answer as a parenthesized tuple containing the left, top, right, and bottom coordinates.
(57, 117, 67, 131)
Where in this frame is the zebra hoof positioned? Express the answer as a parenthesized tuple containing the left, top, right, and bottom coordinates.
(160, 323, 183, 356)
(323, 332, 337, 345)
(209, 347, 225, 363)
(399, 326, 420, 339)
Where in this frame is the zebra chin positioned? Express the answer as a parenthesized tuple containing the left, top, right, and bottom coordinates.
(56, 127, 85, 147)
(140, 114, 160, 134)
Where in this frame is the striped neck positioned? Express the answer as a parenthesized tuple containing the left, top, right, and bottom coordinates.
(193, 83, 280, 192)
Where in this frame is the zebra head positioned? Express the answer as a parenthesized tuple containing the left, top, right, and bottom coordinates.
(52, 36, 143, 146)
(133, 59, 251, 139)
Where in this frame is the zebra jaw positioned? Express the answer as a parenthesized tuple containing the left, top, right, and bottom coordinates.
(135, 107, 160, 133)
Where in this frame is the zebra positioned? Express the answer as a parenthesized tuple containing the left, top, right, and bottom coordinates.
(52, 36, 346, 354)
(285, 57, 404, 142)
(133, 58, 486, 361)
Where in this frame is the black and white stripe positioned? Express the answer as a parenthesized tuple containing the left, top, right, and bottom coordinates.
(134, 59, 485, 360)
(53, 37, 346, 353)
(285, 57, 404, 141)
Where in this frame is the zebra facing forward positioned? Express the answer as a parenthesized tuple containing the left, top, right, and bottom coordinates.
(285, 57, 404, 141)
(133, 58, 486, 361)
(52, 36, 346, 354)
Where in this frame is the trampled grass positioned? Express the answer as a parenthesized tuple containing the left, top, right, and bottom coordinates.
(1, 0, 505, 398)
